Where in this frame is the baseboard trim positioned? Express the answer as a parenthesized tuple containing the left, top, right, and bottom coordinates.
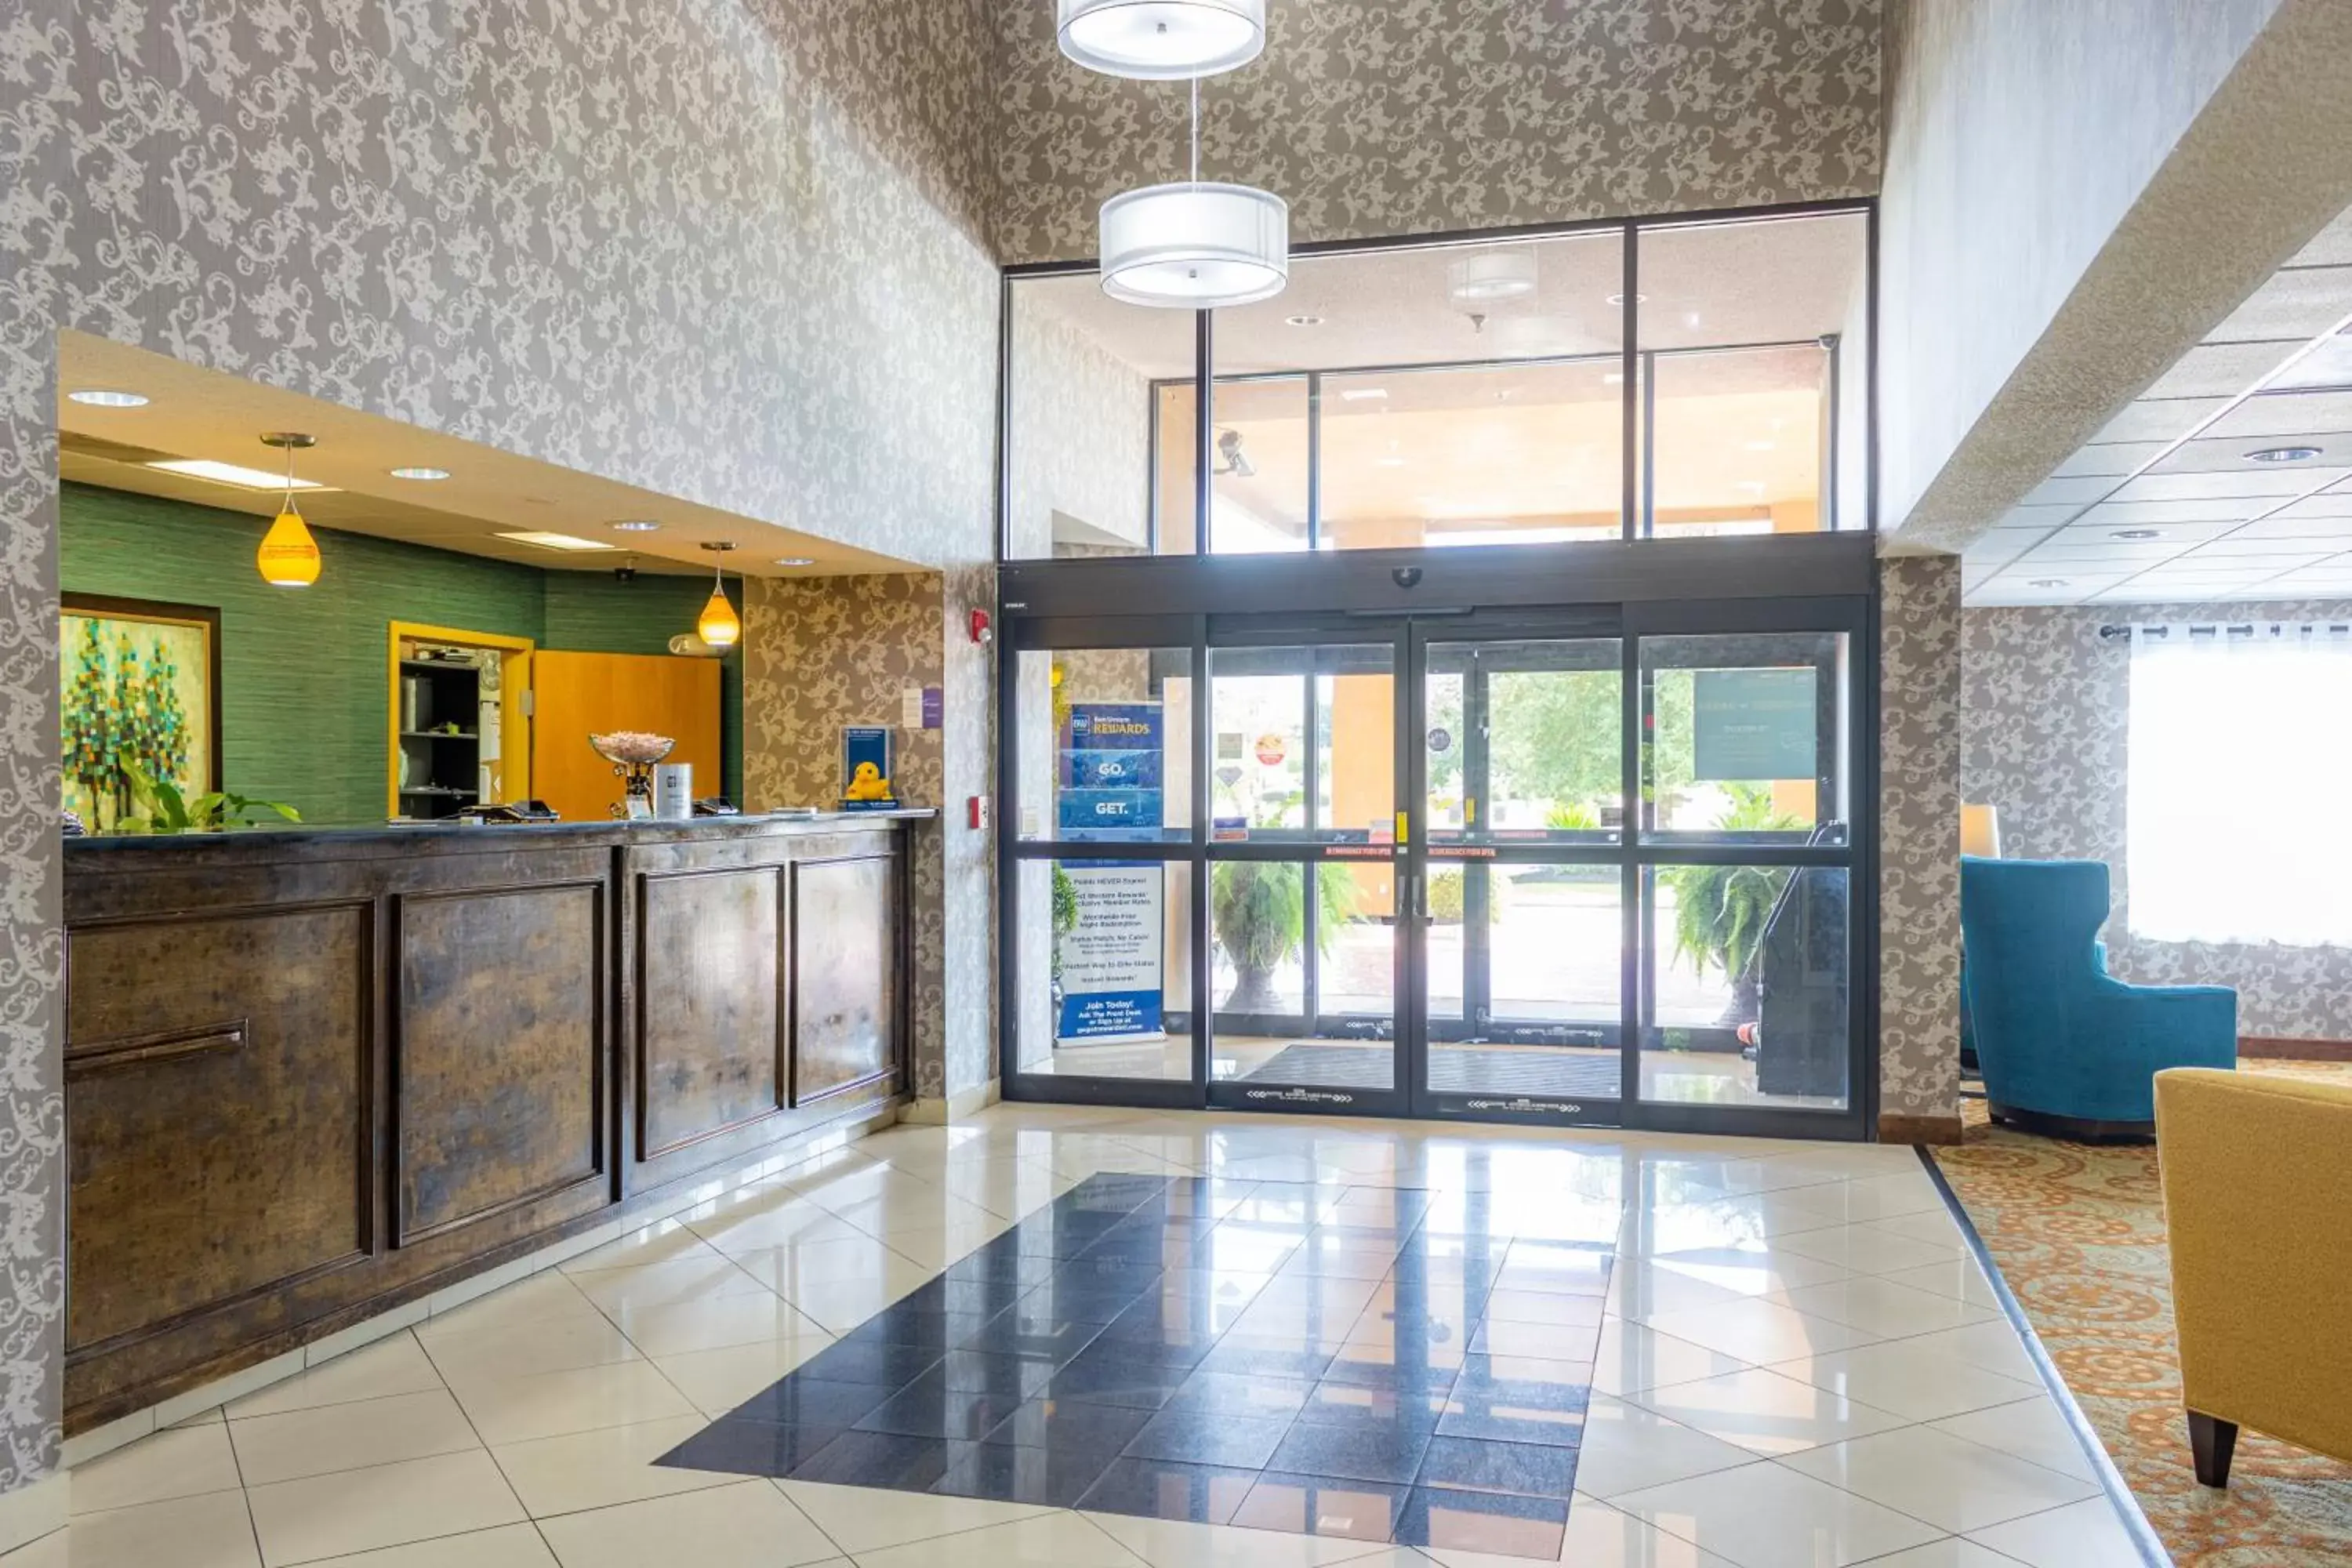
(0, 1472, 67, 1559)
(1877, 1112, 1963, 1145)
(902, 1080, 1001, 1125)
(1915, 1146, 2169, 1568)
(2240, 1036, 2352, 1062)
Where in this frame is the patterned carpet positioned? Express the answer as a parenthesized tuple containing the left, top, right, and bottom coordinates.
(1935, 1061, 2352, 1567)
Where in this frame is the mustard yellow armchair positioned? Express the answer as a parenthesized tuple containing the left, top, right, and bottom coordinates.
(2154, 1068, 2352, 1486)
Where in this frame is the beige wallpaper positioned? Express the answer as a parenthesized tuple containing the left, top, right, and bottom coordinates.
(1964, 601, 2352, 1040)
(988, 0, 1884, 264)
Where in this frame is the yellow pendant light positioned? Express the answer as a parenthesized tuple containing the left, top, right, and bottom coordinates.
(697, 542, 741, 648)
(256, 432, 321, 587)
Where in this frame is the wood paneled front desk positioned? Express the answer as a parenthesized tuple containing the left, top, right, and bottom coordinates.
(62, 811, 927, 1432)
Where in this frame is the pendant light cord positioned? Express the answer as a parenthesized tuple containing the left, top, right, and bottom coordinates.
(281, 439, 299, 514)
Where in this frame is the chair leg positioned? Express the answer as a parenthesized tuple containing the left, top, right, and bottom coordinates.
(2189, 1410, 2238, 1487)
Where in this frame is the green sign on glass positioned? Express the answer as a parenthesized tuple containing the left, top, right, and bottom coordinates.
(1692, 668, 1816, 781)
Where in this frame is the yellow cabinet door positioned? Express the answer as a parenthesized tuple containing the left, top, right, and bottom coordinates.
(532, 652, 721, 822)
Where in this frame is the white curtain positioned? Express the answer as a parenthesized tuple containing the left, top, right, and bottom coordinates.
(2127, 623, 2352, 946)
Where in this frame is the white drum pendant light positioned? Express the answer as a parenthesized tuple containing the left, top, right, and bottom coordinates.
(1058, 0, 1265, 80)
(1100, 79, 1288, 308)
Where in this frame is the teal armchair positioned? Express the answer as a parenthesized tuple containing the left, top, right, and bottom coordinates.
(1959, 857, 2236, 1139)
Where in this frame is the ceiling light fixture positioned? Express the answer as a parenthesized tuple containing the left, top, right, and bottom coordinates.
(387, 466, 450, 481)
(698, 543, 742, 649)
(1284, 314, 1322, 327)
(2028, 579, 2071, 589)
(495, 531, 617, 553)
(1339, 387, 1387, 401)
(1057, 0, 1264, 79)
(1743, 439, 1777, 452)
(775, 557, 816, 568)
(149, 457, 328, 491)
(1447, 251, 1537, 305)
(69, 389, 148, 408)
(2246, 445, 2323, 463)
(255, 433, 322, 588)
(608, 519, 662, 533)
(1605, 292, 1648, 307)
(2111, 528, 2161, 540)
(1099, 78, 1287, 308)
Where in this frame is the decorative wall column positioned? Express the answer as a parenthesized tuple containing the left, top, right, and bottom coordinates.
(1878, 554, 1964, 1141)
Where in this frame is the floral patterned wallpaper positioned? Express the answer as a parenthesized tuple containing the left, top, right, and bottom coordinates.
(988, 0, 1884, 264)
(1964, 601, 2352, 1040)
(2, 0, 1001, 1495)
(1879, 556, 1963, 1124)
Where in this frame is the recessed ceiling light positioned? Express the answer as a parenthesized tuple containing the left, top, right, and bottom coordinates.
(2111, 528, 2161, 540)
(608, 519, 662, 532)
(1604, 292, 1649, 307)
(1285, 314, 1323, 327)
(1602, 372, 1624, 386)
(775, 557, 816, 567)
(148, 457, 328, 491)
(69, 389, 148, 408)
(1375, 456, 1407, 468)
(1339, 387, 1388, 402)
(1736, 480, 1766, 492)
(1743, 439, 1777, 452)
(387, 466, 449, 481)
(2028, 578, 2071, 589)
(2246, 445, 2323, 463)
(495, 530, 616, 553)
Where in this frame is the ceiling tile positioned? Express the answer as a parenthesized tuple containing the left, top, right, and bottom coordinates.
(2144, 340, 2303, 400)
(2176, 550, 2329, 573)
(2112, 466, 2340, 501)
(2052, 441, 2167, 478)
(2201, 388, 2352, 441)
(2090, 397, 2230, 445)
(2267, 332, 2352, 392)
(2205, 267, 2352, 343)
(2067, 502, 2256, 532)
(2288, 207, 2352, 269)
(2091, 581, 2285, 604)
(2016, 542, 2188, 567)
(2143, 438, 2347, 478)
(2194, 532, 2352, 556)
(2256, 497, 2352, 525)
(2020, 474, 2122, 506)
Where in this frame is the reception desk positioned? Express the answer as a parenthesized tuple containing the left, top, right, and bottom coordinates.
(63, 811, 926, 1431)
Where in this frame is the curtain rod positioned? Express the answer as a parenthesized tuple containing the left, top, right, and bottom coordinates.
(2098, 621, 2352, 641)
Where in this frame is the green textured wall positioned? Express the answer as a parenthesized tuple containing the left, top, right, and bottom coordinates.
(61, 483, 743, 823)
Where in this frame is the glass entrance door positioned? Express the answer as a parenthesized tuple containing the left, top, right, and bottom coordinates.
(1004, 602, 1867, 1138)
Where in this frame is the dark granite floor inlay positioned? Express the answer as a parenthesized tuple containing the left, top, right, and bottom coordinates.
(657, 1172, 1608, 1559)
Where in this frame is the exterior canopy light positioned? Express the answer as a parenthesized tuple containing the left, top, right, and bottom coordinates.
(1101, 180, 1289, 308)
(1057, 0, 1265, 80)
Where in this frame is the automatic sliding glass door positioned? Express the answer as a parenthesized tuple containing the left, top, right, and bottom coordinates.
(1418, 631, 1628, 1121)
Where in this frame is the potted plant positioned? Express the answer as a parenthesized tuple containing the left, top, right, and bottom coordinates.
(1659, 785, 1798, 1028)
(1210, 860, 1356, 1013)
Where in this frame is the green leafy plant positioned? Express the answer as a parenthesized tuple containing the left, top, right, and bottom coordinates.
(1048, 862, 1080, 985)
(1659, 784, 1798, 1026)
(1211, 860, 1357, 1012)
(1544, 800, 1599, 831)
(113, 764, 301, 835)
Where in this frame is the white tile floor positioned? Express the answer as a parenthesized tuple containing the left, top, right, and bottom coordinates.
(26, 1105, 2144, 1568)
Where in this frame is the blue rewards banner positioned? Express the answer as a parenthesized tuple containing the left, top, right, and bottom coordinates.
(1056, 702, 1165, 1044)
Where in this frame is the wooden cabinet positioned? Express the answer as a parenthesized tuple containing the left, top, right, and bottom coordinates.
(532, 652, 721, 822)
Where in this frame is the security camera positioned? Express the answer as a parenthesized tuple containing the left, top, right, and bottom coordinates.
(1215, 429, 1256, 479)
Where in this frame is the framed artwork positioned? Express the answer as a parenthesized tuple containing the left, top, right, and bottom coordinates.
(60, 593, 223, 829)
